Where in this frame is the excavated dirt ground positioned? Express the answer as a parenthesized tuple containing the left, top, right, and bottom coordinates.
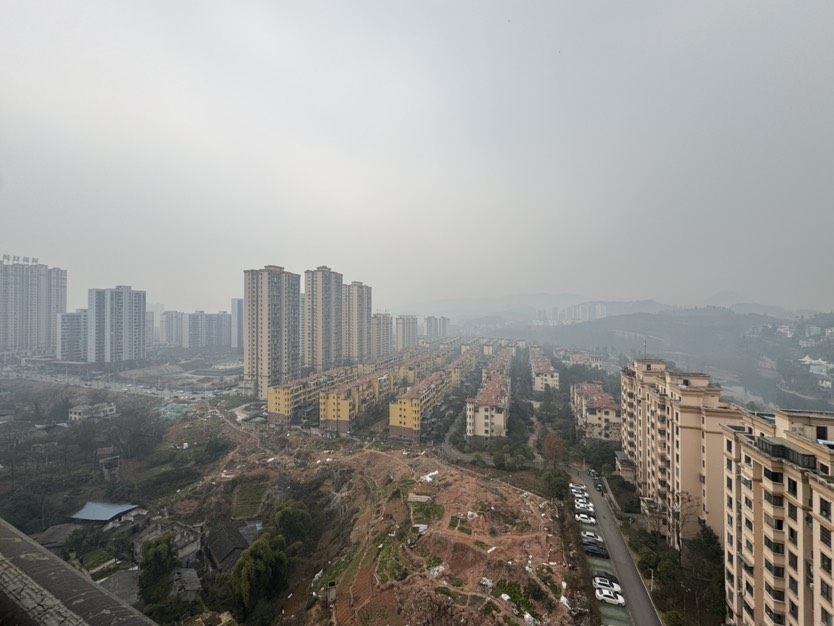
(282, 447, 577, 626)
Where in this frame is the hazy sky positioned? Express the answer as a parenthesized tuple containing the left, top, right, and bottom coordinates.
(2, 2, 833, 314)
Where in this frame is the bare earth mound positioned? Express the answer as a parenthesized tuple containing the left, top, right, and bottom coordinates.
(297, 448, 577, 626)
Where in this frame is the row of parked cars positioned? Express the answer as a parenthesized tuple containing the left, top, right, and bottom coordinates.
(570, 481, 628, 609)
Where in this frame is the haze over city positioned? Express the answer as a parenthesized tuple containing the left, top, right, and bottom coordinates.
(2, 2, 833, 313)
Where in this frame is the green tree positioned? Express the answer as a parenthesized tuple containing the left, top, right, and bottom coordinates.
(231, 535, 283, 611)
(139, 533, 179, 604)
(542, 468, 569, 500)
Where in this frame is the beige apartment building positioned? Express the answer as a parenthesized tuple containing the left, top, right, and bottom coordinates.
(530, 346, 560, 392)
(571, 382, 621, 442)
(620, 359, 744, 545)
(723, 409, 834, 626)
(466, 348, 512, 440)
(305, 266, 343, 372)
(243, 266, 301, 399)
(342, 281, 372, 364)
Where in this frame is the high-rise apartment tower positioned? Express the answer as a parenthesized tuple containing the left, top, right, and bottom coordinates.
(304, 266, 343, 372)
(243, 266, 301, 399)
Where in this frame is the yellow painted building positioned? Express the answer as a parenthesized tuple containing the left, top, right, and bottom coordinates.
(268, 366, 358, 426)
(320, 371, 393, 435)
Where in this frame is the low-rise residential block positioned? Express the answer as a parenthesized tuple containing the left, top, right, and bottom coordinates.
(571, 382, 621, 442)
(530, 346, 559, 392)
(466, 348, 512, 440)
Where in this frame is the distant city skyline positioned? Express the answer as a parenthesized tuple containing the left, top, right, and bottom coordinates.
(3, 3, 834, 313)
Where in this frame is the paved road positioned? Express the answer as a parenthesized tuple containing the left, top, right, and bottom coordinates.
(572, 470, 662, 626)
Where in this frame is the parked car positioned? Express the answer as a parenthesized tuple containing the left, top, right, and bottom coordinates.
(581, 531, 604, 542)
(576, 505, 595, 515)
(595, 588, 626, 607)
(569, 482, 586, 490)
(584, 545, 610, 559)
(575, 513, 597, 525)
(592, 577, 622, 593)
(593, 570, 620, 585)
(582, 538, 605, 549)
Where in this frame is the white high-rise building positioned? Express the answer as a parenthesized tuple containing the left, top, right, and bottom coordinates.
(244, 266, 301, 399)
(56, 309, 88, 361)
(395, 315, 418, 352)
(371, 313, 393, 361)
(231, 298, 244, 350)
(86, 286, 146, 363)
(0, 258, 66, 353)
(160, 310, 185, 346)
(145, 312, 154, 348)
(343, 281, 372, 364)
(304, 266, 343, 372)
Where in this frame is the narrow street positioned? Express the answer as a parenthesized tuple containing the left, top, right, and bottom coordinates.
(571, 469, 662, 626)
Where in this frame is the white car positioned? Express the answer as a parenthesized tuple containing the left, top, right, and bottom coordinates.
(575, 513, 597, 525)
(592, 577, 622, 593)
(569, 483, 586, 490)
(595, 588, 626, 607)
(581, 531, 603, 543)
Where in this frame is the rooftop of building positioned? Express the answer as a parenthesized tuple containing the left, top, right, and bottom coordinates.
(69, 502, 139, 522)
(573, 382, 619, 410)
(402, 371, 445, 400)
(0, 517, 155, 625)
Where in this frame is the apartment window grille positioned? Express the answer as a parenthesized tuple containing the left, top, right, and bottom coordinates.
(823, 526, 833, 548)
(764, 605, 785, 625)
(789, 601, 798, 619)
(788, 502, 797, 521)
(764, 536, 785, 554)
(765, 559, 785, 578)
(764, 468, 784, 483)
(765, 581, 785, 602)
(824, 581, 833, 603)
(822, 498, 832, 521)
(788, 576, 798, 595)
(787, 478, 797, 496)
(788, 527, 797, 545)
(788, 551, 797, 570)
(763, 491, 783, 507)
(823, 553, 834, 574)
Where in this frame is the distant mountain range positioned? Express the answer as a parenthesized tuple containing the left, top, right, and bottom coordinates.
(416, 292, 813, 324)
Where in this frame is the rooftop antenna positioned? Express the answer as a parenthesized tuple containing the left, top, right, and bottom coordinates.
(643, 338, 647, 357)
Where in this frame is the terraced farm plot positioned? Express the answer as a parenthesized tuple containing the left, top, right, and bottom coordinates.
(232, 481, 268, 519)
